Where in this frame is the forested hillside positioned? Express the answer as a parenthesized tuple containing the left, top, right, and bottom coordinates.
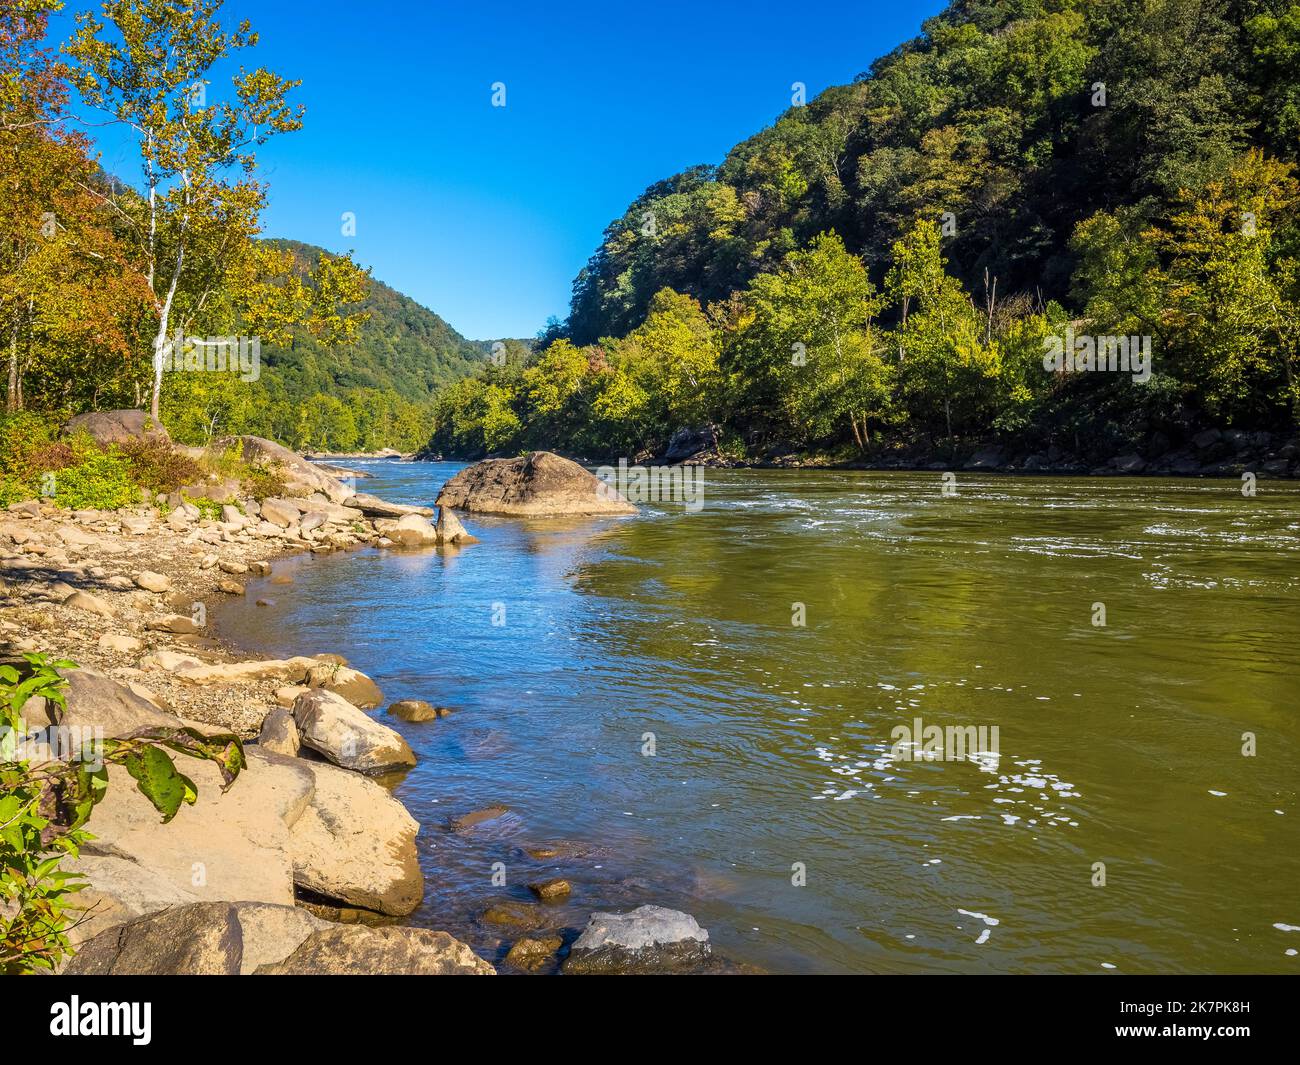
(189, 240, 488, 453)
(430, 0, 1300, 466)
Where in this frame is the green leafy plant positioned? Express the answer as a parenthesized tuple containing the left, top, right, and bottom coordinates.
(0, 654, 245, 974)
(49, 451, 137, 510)
(182, 494, 225, 521)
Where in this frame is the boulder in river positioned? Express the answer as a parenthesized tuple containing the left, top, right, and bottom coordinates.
(374, 513, 438, 545)
(435, 505, 478, 544)
(292, 688, 415, 774)
(562, 905, 713, 974)
(286, 758, 424, 916)
(435, 451, 636, 516)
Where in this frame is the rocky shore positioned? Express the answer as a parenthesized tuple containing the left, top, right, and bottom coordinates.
(2, 428, 717, 975)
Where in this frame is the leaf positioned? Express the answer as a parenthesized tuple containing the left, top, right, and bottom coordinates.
(123, 746, 197, 823)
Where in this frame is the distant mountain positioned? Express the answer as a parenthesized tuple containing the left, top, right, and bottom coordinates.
(262, 240, 487, 400)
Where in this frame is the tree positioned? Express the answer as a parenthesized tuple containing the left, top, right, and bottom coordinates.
(886, 218, 996, 440)
(727, 232, 889, 448)
(1153, 150, 1300, 422)
(0, 0, 150, 413)
(66, 0, 305, 421)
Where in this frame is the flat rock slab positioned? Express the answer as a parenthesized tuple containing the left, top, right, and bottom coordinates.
(435, 451, 636, 516)
(79, 750, 314, 908)
(345, 492, 434, 518)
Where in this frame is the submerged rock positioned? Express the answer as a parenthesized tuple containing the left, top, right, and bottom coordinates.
(388, 698, 447, 722)
(528, 878, 571, 902)
(435, 451, 636, 516)
(447, 804, 510, 832)
(563, 905, 712, 975)
(505, 935, 563, 972)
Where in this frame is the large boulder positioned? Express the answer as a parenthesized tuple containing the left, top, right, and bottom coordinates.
(77, 749, 315, 908)
(64, 409, 170, 446)
(255, 925, 494, 975)
(562, 905, 712, 974)
(229, 435, 352, 503)
(286, 759, 424, 916)
(374, 513, 438, 545)
(435, 451, 636, 516)
(24, 667, 176, 737)
(63, 901, 331, 975)
(292, 688, 415, 773)
(64, 902, 243, 975)
(305, 663, 383, 708)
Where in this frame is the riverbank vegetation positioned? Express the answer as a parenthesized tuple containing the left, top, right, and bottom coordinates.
(428, 0, 1300, 463)
(1, 1, 480, 456)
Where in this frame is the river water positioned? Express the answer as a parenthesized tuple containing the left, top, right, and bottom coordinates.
(216, 461, 1300, 974)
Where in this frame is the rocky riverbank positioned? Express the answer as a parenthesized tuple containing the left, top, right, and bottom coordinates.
(1, 431, 721, 975)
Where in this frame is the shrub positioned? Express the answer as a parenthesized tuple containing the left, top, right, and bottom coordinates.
(120, 437, 202, 494)
(182, 494, 225, 521)
(0, 412, 58, 481)
(197, 444, 285, 501)
(50, 451, 137, 510)
(0, 475, 34, 509)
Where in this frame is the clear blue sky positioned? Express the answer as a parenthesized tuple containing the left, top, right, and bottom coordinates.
(56, 0, 945, 341)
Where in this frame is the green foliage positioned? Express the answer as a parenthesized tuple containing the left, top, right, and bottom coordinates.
(0, 653, 245, 973)
(48, 449, 136, 510)
(119, 436, 203, 494)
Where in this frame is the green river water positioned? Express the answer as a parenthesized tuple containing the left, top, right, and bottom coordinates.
(219, 463, 1300, 973)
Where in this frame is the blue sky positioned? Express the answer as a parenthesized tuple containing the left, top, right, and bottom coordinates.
(55, 0, 945, 341)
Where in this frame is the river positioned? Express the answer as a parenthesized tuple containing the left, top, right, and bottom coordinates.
(216, 461, 1300, 974)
